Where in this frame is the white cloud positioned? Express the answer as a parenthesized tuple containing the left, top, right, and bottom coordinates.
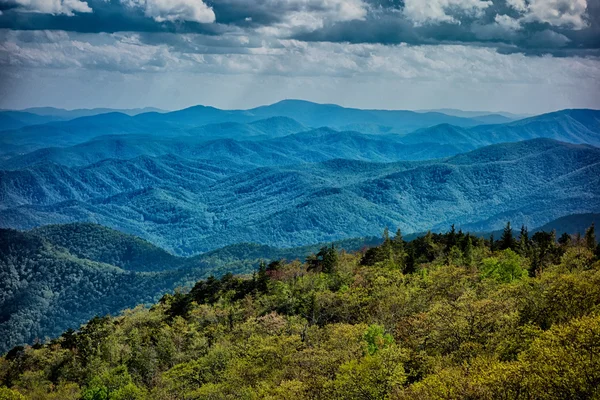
(494, 14, 521, 30)
(0, 0, 92, 15)
(2, 30, 599, 90)
(121, 0, 216, 24)
(508, 0, 589, 30)
(403, 0, 492, 25)
(256, 0, 368, 36)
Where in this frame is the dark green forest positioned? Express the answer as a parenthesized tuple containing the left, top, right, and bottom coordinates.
(1, 223, 599, 399)
(0, 223, 382, 354)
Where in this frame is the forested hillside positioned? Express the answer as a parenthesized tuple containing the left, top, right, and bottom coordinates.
(2, 139, 599, 254)
(1, 223, 599, 399)
(0, 223, 381, 353)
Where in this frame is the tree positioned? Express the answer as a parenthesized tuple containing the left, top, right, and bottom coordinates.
(464, 235, 474, 266)
(584, 223, 596, 251)
(518, 225, 530, 256)
(481, 249, 527, 283)
(307, 245, 338, 274)
(499, 222, 516, 251)
(404, 248, 416, 274)
(392, 229, 405, 267)
(489, 233, 496, 252)
(256, 261, 269, 293)
(558, 232, 571, 247)
(447, 225, 457, 251)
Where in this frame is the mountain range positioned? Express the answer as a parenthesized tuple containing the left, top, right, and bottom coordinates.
(1, 99, 599, 353)
(0, 100, 528, 157)
(1, 139, 598, 255)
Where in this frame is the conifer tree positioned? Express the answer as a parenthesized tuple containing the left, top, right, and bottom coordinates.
(500, 222, 516, 250)
(404, 247, 416, 274)
(464, 235, 474, 266)
(519, 225, 530, 256)
(489, 233, 496, 252)
(392, 228, 405, 267)
(585, 223, 596, 251)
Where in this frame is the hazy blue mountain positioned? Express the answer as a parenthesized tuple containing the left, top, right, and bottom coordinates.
(245, 99, 488, 132)
(0, 111, 63, 131)
(418, 108, 528, 120)
(531, 213, 600, 236)
(0, 100, 503, 155)
(15, 106, 166, 118)
(0, 115, 303, 159)
(405, 109, 600, 147)
(1, 139, 598, 254)
(0, 155, 246, 209)
(0, 126, 468, 170)
(0, 112, 187, 154)
(3, 107, 599, 169)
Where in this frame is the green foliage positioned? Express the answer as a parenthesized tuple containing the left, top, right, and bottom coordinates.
(0, 387, 25, 400)
(481, 249, 527, 282)
(1, 225, 599, 399)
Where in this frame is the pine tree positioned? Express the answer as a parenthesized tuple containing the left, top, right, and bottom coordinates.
(585, 223, 597, 251)
(256, 261, 269, 293)
(447, 224, 457, 250)
(392, 228, 405, 267)
(519, 225, 530, 256)
(464, 235, 474, 266)
(558, 232, 571, 247)
(499, 222, 515, 250)
(489, 233, 496, 252)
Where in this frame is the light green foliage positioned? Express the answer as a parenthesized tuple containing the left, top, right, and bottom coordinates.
(0, 387, 25, 400)
(481, 249, 527, 282)
(2, 226, 600, 399)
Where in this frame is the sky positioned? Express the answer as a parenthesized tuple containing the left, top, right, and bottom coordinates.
(0, 0, 599, 113)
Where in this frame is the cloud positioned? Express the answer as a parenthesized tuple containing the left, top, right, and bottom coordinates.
(0, 0, 92, 15)
(121, 0, 215, 23)
(508, 0, 589, 30)
(1, 29, 598, 88)
(253, 0, 368, 37)
(402, 0, 492, 25)
(0, 0, 598, 57)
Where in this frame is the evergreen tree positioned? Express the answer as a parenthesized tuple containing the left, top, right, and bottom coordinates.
(558, 232, 571, 247)
(382, 227, 393, 262)
(499, 222, 516, 250)
(447, 224, 457, 250)
(256, 261, 269, 293)
(392, 228, 405, 267)
(489, 233, 496, 252)
(585, 223, 597, 251)
(464, 235, 474, 266)
(404, 247, 416, 274)
(519, 225, 530, 256)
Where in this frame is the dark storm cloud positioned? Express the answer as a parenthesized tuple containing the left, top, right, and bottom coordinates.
(294, 0, 600, 56)
(0, 0, 598, 56)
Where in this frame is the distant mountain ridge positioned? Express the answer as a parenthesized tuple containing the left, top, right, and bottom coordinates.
(2, 108, 599, 171)
(405, 109, 600, 148)
(1, 139, 598, 255)
(0, 100, 532, 155)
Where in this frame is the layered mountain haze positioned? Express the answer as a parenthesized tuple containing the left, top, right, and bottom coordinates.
(0, 100, 599, 353)
(1, 136, 598, 254)
(0, 100, 550, 158)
